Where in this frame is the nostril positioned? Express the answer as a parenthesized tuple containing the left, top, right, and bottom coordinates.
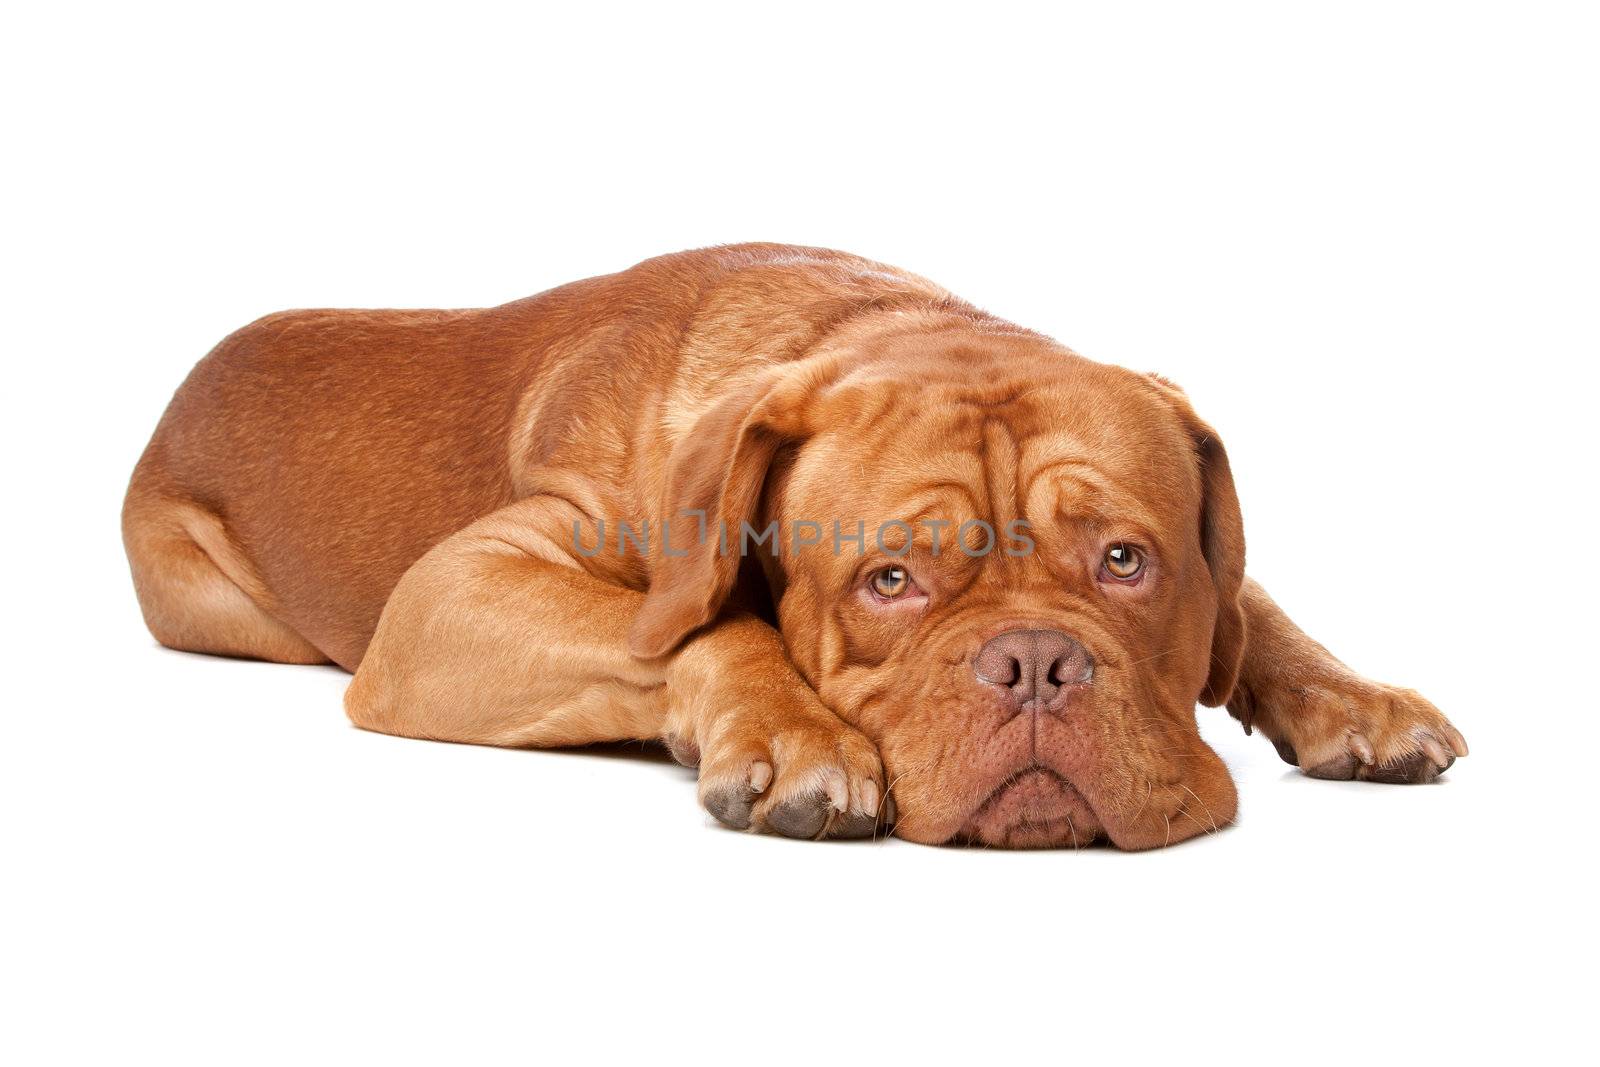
(1035, 632, 1092, 689)
(1049, 655, 1094, 686)
(976, 653, 1022, 689)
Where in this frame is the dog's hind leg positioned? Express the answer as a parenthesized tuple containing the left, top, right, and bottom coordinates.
(122, 466, 329, 665)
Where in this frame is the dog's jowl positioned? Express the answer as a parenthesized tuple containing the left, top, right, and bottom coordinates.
(122, 243, 1468, 848)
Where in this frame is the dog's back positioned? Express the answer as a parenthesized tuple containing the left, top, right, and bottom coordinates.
(122, 244, 954, 669)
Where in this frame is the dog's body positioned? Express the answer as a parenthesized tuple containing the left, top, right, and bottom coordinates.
(124, 243, 1466, 848)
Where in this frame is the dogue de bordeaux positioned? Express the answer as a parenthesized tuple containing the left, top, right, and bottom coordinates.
(123, 243, 1467, 848)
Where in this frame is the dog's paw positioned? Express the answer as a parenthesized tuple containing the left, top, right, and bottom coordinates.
(1264, 675, 1469, 784)
(694, 714, 889, 840)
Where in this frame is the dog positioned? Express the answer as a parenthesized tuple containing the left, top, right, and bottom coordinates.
(122, 243, 1467, 848)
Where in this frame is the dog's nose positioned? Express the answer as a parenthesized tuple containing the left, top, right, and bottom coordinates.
(973, 629, 1093, 709)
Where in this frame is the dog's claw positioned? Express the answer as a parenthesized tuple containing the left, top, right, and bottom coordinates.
(1349, 732, 1376, 766)
(824, 772, 849, 814)
(860, 780, 880, 815)
(1421, 735, 1452, 771)
(749, 761, 772, 793)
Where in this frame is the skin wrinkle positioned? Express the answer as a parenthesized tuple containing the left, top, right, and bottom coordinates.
(976, 416, 1022, 582)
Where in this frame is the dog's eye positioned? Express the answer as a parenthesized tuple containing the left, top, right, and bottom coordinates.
(870, 566, 912, 599)
(1102, 543, 1144, 581)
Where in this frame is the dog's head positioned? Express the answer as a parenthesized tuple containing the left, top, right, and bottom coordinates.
(632, 322, 1245, 849)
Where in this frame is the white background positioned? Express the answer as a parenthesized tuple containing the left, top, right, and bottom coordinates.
(4, 3, 1596, 1063)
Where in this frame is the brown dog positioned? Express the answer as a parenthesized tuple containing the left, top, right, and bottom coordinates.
(122, 243, 1467, 848)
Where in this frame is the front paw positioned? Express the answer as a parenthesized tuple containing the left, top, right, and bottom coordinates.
(689, 713, 889, 840)
(1256, 675, 1469, 784)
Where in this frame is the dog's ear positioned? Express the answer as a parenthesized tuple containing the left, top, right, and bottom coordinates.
(628, 363, 822, 659)
(1144, 376, 1248, 706)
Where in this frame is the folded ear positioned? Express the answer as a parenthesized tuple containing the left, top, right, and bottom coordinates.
(1145, 377, 1248, 706)
(628, 364, 822, 659)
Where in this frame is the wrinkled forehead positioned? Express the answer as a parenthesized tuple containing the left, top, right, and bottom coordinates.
(787, 354, 1200, 529)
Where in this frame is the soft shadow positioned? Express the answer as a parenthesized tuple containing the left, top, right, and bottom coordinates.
(547, 739, 683, 767)
(1276, 769, 1450, 787)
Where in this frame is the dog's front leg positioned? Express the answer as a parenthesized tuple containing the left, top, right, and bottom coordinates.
(1226, 578, 1469, 782)
(345, 497, 886, 839)
(659, 612, 887, 839)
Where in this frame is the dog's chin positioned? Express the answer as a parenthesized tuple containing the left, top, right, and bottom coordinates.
(955, 767, 1105, 849)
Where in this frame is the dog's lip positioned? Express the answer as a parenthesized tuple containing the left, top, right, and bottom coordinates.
(952, 764, 1105, 846)
(969, 764, 1077, 817)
